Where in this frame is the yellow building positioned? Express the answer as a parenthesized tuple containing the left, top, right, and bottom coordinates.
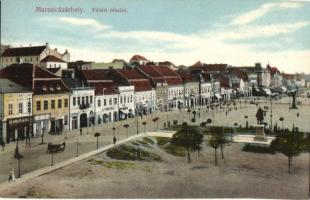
(0, 79, 33, 143)
(0, 63, 70, 138)
(33, 92, 69, 135)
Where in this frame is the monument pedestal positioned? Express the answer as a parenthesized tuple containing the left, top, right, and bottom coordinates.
(254, 125, 266, 141)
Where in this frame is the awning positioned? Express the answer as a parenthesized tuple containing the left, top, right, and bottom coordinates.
(120, 109, 129, 114)
(215, 94, 222, 99)
(263, 88, 271, 95)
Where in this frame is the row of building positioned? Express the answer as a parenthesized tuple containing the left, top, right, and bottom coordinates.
(0, 43, 307, 144)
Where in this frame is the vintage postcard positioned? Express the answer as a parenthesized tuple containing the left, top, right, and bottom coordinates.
(0, 0, 309, 199)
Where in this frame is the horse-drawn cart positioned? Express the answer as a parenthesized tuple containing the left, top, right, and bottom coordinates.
(47, 142, 66, 153)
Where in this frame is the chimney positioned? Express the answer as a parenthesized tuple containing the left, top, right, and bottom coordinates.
(55, 48, 57, 52)
(45, 42, 49, 47)
(29, 44, 32, 47)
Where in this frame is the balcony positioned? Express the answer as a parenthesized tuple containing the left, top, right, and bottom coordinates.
(79, 103, 90, 110)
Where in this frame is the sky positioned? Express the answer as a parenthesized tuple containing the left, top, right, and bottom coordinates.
(1, 0, 310, 73)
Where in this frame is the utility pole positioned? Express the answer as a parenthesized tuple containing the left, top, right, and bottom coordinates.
(270, 95, 273, 134)
(136, 109, 139, 135)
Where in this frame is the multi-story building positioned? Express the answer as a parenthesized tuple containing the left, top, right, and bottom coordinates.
(62, 77, 95, 130)
(41, 55, 68, 69)
(0, 79, 33, 143)
(109, 69, 156, 115)
(0, 63, 70, 136)
(1, 43, 70, 68)
(179, 72, 199, 108)
(137, 65, 168, 111)
(153, 66, 184, 110)
(76, 69, 135, 123)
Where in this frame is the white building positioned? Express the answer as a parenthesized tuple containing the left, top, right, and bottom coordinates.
(200, 82, 212, 106)
(69, 88, 95, 130)
(134, 88, 156, 115)
(118, 86, 135, 120)
(1, 43, 70, 68)
(41, 55, 68, 69)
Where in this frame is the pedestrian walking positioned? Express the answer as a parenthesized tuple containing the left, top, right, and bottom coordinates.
(8, 168, 16, 182)
(113, 136, 116, 145)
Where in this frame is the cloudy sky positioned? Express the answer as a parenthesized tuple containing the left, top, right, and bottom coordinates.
(2, 0, 310, 73)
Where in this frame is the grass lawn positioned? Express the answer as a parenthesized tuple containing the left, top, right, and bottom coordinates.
(106, 143, 161, 162)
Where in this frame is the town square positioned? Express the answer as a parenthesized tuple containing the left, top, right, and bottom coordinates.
(0, 0, 310, 199)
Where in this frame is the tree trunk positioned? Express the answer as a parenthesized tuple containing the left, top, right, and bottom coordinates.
(187, 147, 191, 163)
(41, 133, 44, 144)
(220, 144, 224, 159)
(288, 156, 291, 174)
(18, 159, 21, 178)
(96, 137, 99, 149)
(214, 148, 218, 166)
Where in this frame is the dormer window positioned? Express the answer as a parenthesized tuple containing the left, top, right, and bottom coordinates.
(42, 85, 47, 91)
(56, 84, 61, 91)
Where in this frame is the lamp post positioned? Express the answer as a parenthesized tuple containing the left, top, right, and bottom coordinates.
(76, 136, 79, 157)
(41, 127, 45, 144)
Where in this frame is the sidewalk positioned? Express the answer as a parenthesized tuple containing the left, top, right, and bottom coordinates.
(0, 131, 175, 194)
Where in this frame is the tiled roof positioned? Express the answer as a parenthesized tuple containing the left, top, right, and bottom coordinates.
(179, 72, 197, 83)
(192, 61, 203, 68)
(78, 69, 108, 81)
(282, 73, 295, 80)
(130, 55, 148, 62)
(227, 68, 249, 82)
(33, 80, 70, 94)
(267, 64, 280, 76)
(117, 69, 146, 80)
(165, 77, 183, 86)
(89, 81, 118, 95)
(138, 65, 162, 77)
(46, 67, 62, 74)
(219, 75, 231, 89)
(1, 45, 46, 57)
(129, 80, 153, 92)
(0, 63, 69, 95)
(201, 73, 212, 82)
(155, 66, 179, 77)
(203, 64, 228, 72)
(0, 78, 31, 93)
(41, 55, 65, 63)
(0, 63, 58, 88)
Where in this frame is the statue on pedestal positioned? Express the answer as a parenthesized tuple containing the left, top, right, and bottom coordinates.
(256, 107, 264, 125)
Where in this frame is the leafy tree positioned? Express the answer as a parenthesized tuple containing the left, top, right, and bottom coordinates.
(206, 127, 228, 161)
(206, 118, 212, 126)
(170, 122, 203, 163)
(207, 132, 220, 166)
(279, 117, 284, 129)
(94, 132, 100, 149)
(205, 127, 228, 165)
(124, 124, 130, 138)
(152, 117, 159, 129)
(270, 132, 304, 173)
(142, 121, 147, 133)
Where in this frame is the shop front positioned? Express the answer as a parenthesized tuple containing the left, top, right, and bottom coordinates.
(6, 116, 32, 143)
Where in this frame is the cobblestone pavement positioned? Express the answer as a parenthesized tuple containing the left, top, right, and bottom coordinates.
(0, 95, 309, 183)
